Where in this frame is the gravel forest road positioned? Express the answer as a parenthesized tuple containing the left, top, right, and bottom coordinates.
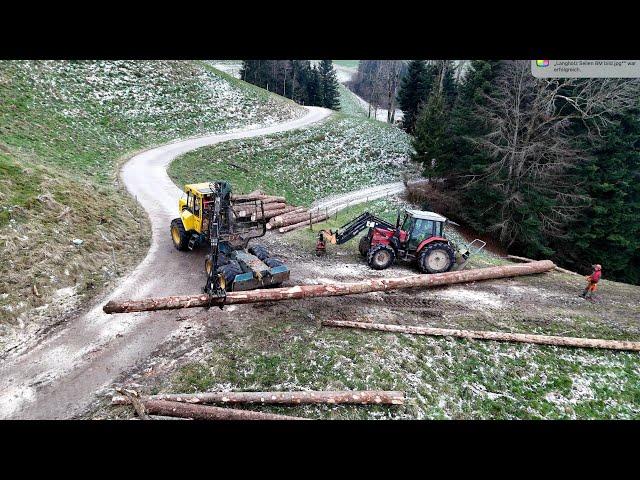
(0, 107, 333, 419)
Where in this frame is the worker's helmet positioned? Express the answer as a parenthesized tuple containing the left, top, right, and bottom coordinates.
(594, 264, 602, 271)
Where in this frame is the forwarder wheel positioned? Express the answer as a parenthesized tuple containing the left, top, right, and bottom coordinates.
(358, 235, 370, 257)
(367, 245, 396, 270)
(205, 253, 229, 276)
(419, 243, 455, 274)
(248, 244, 270, 261)
(217, 260, 243, 288)
(264, 257, 284, 268)
(170, 218, 189, 251)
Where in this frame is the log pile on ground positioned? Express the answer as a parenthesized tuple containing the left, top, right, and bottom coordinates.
(230, 190, 328, 233)
(113, 389, 405, 420)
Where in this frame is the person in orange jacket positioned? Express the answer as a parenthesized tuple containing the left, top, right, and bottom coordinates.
(580, 264, 602, 300)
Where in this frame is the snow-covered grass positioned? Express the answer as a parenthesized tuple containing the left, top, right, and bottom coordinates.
(169, 113, 417, 206)
(156, 294, 640, 419)
(0, 60, 303, 345)
(1, 61, 302, 181)
(207, 60, 243, 79)
(339, 84, 368, 118)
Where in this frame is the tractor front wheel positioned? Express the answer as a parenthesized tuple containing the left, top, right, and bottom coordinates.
(170, 218, 189, 251)
(418, 243, 455, 274)
(367, 245, 396, 270)
(358, 235, 370, 257)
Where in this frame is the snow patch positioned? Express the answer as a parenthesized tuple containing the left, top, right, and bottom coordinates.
(433, 287, 504, 309)
(0, 386, 35, 417)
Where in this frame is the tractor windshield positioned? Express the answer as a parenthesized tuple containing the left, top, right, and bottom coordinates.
(408, 219, 435, 250)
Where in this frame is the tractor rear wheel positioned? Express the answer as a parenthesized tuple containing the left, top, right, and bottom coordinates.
(170, 218, 189, 251)
(418, 243, 455, 274)
(367, 245, 396, 270)
(358, 235, 370, 257)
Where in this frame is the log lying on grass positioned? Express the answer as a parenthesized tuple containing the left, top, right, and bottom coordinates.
(103, 260, 555, 314)
(113, 390, 405, 406)
(322, 320, 640, 352)
(115, 399, 305, 420)
(279, 212, 329, 233)
(270, 210, 317, 228)
(267, 207, 308, 229)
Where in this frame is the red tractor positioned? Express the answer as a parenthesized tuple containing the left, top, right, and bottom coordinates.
(316, 209, 484, 273)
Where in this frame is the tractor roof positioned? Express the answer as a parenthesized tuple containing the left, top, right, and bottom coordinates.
(406, 209, 448, 222)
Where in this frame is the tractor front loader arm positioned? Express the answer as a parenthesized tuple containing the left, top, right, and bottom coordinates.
(316, 211, 395, 255)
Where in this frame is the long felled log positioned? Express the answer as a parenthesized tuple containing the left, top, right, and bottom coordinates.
(113, 390, 405, 406)
(507, 254, 580, 276)
(279, 213, 329, 233)
(230, 189, 264, 201)
(322, 319, 640, 352)
(116, 399, 305, 420)
(103, 260, 555, 314)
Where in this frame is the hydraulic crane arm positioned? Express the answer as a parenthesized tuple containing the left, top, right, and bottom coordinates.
(319, 211, 395, 246)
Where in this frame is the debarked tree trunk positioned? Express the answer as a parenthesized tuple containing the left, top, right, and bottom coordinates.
(103, 261, 556, 314)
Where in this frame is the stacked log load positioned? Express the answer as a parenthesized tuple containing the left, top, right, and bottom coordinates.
(231, 190, 327, 233)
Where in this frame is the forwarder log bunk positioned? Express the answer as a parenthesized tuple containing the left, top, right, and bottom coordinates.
(104, 260, 640, 353)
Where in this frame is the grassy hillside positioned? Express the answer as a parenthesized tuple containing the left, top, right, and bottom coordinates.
(0, 60, 303, 348)
(339, 84, 368, 118)
(169, 113, 416, 206)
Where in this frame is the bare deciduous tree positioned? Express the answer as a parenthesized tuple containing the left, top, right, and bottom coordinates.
(466, 60, 640, 247)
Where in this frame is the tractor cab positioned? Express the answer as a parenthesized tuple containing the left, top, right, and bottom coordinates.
(396, 209, 448, 252)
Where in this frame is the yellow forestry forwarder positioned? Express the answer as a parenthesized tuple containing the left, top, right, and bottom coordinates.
(170, 181, 290, 301)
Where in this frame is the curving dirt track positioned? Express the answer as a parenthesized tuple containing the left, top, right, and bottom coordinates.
(0, 106, 333, 419)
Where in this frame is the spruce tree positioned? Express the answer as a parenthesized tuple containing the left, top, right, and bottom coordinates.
(307, 65, 321, 106)
(560, 109, 640, 283)
(397, 61, 440, 133)
(412, 90, 453, 178)
(439, 60, 457, 108)
(318, 60, 340, 110)
(397, 60, 427, 133)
